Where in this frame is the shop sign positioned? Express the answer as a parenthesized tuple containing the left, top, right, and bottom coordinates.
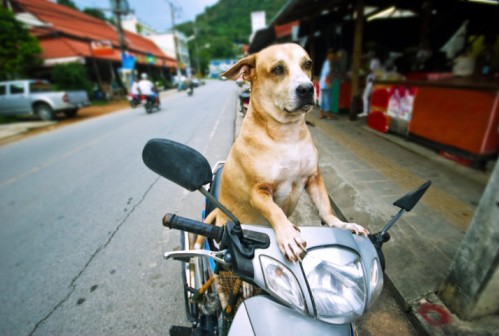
(145, 53, 156, 64)
(90, 40, 114, 56)
(121, 52, 136, 69)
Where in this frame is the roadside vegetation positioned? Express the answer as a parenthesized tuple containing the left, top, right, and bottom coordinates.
(0, 7, 42, 80)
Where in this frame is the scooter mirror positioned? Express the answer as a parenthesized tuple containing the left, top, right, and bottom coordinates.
(142, 138, 213, 192)
(393, 180, 432, 211)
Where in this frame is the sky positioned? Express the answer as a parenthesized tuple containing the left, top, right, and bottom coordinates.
(72, 0, 219, 32)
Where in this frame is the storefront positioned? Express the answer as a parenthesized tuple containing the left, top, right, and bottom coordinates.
(248, 0, 499, 167)
(368, 77, 499, 167)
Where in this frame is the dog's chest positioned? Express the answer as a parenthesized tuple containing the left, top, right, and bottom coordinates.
(267, 142, 317, 198)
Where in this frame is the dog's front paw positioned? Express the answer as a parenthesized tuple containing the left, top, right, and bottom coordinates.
(276, 225, 307, 262)
(334, 221, 369, 236)
(343, 222, 369, 236)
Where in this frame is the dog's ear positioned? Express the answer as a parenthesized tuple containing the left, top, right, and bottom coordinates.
(221, 54, 256, 81)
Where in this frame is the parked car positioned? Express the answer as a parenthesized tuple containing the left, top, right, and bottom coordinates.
(0, 80, 90, 121)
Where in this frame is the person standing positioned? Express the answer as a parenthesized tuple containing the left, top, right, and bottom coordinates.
(360, 57, 382, 117)
(319, 49, 335, 119)
(331, 49, 348, 116)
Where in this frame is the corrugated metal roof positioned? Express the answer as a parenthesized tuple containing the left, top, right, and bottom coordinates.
(13, 0, 176, 66)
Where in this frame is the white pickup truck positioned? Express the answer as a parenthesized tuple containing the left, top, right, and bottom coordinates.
(0, 80, 90, 121)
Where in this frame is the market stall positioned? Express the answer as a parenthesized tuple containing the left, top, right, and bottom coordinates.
(367, 76, 499, 167)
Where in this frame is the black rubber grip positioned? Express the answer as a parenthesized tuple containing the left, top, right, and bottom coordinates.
(163, 213, 224, 242)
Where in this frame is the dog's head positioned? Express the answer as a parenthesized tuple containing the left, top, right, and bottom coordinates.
(222, 43, 315, 122)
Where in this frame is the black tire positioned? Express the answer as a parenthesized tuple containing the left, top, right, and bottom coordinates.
(145, 101, 154, 114)
(64, 109, 78, 118)
(34, 103, 55, 121)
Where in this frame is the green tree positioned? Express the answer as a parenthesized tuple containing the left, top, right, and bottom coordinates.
(83, 8, 108, 21)
(175, 0, 287, 74)
(51, 62, 92, 97)
(0, 7, 42, 80)
(56, 0, 78, 10)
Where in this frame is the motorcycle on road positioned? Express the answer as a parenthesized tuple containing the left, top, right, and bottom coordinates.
(127, 92, 160, 114)
(238, 87, 250, 116)
(142, 138, 431, 336)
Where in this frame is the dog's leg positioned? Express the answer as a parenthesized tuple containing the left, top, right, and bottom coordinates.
(250, 183, 307, 262)
(306, 171, 369, 235)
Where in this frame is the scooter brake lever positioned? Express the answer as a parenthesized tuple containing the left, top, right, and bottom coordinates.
(163, 249, 230, 267)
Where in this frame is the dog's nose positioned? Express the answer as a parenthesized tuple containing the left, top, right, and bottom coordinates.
(296, 83, 314, 98)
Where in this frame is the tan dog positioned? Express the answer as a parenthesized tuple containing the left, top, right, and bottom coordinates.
(202, 43, 367, 262)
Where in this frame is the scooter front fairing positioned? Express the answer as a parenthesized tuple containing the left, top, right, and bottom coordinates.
(229, 296, 355, 336)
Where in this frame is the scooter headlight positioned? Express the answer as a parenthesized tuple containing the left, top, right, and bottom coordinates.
(260, 255, 306, 313)
(368, 258, 383, 308)
(302, 247, 366, 324)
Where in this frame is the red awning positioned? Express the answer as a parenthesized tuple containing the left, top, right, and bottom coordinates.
(39, 36, 175, 67)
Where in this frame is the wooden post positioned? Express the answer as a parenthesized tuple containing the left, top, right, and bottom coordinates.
(420, 0, 432, 51)
(350, 0, 364, 121)
(88, 44, 104, 90)
(307, 19, 316, 70)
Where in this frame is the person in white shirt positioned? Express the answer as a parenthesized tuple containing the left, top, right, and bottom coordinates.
(131, 77, 140, 96)
(360, 58, 382, 117)
(138, 73, 159, 105)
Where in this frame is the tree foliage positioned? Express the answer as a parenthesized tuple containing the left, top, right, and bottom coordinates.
(176, 0, 287, 74)
(56, 0, 78, 10)
(51, 62, 92, 96)
(83, 8, 108, 21)
(0, 7, 42, 80)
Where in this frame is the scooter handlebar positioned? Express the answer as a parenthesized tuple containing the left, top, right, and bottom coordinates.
(163, 213, 224, 243)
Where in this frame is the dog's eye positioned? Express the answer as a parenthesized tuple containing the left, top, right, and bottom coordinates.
(304, 60, 313, 71)
(271, 65, 285, 76)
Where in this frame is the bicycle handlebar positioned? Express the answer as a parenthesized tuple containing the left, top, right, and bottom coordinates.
(162, 213, 224, 243)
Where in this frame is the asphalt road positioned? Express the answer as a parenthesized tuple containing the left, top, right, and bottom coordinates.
(0, 79, 417, 336)
(0, 80, 237, 335)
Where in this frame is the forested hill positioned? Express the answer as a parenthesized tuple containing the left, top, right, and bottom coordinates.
(176, 0, 288, 59)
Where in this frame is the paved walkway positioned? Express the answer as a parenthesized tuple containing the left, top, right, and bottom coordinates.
(304, 110, 497, 335)
(235, 105, 497, 334)
(0, 121, 57, 140)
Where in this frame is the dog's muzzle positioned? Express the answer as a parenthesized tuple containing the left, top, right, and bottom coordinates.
(290, 83, 315, 113)
(296, 83, 315, 99)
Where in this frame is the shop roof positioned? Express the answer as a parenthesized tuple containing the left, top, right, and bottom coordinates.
(12, 0, 176, 67)
(252, 0, 499, 53)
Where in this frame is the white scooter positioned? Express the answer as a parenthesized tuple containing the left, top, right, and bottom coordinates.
(142, 138, 431, 336)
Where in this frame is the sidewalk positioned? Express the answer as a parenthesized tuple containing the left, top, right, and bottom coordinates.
(0, 89, 176, 145)
(306, 110, 497, 335)
(235, 106, 497, 335)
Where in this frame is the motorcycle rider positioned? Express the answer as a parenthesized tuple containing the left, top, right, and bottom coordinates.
(138, 73, 160, 106)
(130, 77, 141, 106)
(184, 76, 194, 95)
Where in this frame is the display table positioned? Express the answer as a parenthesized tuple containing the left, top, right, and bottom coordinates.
(368, 77, 499, 166)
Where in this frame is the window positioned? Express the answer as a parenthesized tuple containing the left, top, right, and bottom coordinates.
(30, 81, 52, 93)
(10, 83, 25, 94)
(0, 85, 6, 96)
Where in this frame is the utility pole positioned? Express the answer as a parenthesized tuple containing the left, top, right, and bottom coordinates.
(440, 160, 499, 319)
(167, 1, 182, 80)
(192, 19, 201, 76)
(110, 0, 132, 92)
(111, 0, 127, 54)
